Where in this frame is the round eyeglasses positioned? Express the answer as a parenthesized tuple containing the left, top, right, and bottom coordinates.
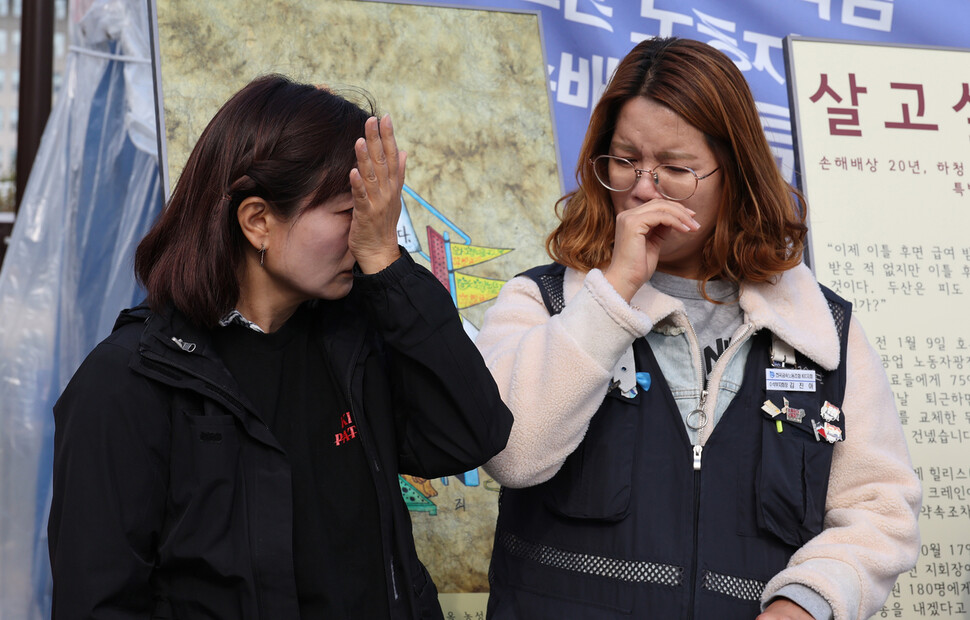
(590, 154, 719, 201)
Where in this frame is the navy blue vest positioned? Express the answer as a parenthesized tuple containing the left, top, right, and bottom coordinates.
(488, 264, 851, 619)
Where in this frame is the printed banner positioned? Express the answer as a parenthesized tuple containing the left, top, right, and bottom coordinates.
(384, 0, 970, 188)
(788, 37, 970, 617)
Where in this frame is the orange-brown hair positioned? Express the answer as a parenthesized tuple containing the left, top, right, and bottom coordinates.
(548, 38, 807, 295)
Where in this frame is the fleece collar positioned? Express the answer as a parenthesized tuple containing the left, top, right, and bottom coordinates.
(564, 263, 841, 371)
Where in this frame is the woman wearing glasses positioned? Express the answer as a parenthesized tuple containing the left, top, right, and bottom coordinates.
(477, 38, 919, 619)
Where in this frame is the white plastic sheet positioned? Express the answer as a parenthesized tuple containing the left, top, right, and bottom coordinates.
(0, 1, 161, 617)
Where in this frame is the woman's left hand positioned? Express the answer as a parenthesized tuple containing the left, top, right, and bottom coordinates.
(349, 114, 408, 274)
(756, 599, 815, 620)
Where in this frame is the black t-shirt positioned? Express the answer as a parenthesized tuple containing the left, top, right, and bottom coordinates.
(212, 305, 390, 619)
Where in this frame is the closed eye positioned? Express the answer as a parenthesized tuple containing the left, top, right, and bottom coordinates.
(662, 165, 695, 176)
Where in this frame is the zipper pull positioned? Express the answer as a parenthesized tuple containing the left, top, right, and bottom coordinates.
(693, 445, 703, 471)
(171, 337, 197, 353)
(686, 389, 710, 431)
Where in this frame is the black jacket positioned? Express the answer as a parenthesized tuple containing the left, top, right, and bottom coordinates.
(49, 252, 513, 619)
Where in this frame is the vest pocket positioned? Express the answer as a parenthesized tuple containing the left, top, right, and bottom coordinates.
(542, 396, 639, 521)
(754, 391, 835, 547)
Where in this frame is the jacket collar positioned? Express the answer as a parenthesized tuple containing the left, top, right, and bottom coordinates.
(124, 296, 372, 396)
(120, 303, 304, 451)
(134, 303, 240, 390)
(564, 263, 841, 371)
(128, 304, 283, 448)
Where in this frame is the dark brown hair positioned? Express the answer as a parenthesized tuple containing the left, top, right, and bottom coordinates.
(135, 74, 374, 326)
(548, 37, 808, 294)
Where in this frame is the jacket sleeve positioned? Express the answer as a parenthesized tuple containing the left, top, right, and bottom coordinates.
(761, 316, 922, 620)
(475, 268, 652, 487)
(352, 250, 513, 478)
(49, 339, 170, 620)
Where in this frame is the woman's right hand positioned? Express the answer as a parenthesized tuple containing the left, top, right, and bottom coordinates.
(349, 114, 407, 274)
(602, 199, 700, 302)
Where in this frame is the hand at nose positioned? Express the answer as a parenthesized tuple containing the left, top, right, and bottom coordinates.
(603, 200, 700, 302)
(349, 114, 408, 274)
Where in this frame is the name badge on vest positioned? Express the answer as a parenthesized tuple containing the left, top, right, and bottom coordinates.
(765, 368, 817, 392)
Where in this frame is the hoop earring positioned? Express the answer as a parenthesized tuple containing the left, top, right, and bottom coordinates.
(259, 243, 266, 267)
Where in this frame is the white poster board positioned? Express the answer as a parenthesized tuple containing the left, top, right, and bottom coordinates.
(786, 36, 970, 617)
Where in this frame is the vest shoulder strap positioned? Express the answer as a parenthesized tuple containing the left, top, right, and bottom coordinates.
(771, 284, 853, 405)
(819, 284, 852, 354)
(820, 284, 853, 403)
(519, 262, 567, 316)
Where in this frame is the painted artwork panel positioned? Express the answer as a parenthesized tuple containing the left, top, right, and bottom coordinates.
(156, 0, 561, 608)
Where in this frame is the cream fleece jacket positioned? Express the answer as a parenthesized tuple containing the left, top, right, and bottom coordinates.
(476, 263, 922, 620)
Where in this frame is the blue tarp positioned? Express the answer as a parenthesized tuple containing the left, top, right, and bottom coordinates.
(0, 1, 160, 617)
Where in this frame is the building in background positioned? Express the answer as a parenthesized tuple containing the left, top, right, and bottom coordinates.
(0, 0, 68, 263)
(0, 0, 68, 179)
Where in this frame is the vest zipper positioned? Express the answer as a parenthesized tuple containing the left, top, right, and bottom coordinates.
(680, 319, 755, 618)
(687, 461, 702, 620)
(678, 314, 706, 620)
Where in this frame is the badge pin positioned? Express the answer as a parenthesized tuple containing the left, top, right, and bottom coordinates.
(811, 419, 825, 442)
(823, 422, 843, 443)
(812, 419, 844, 443)
(781, 397, 805, 423)
(820, 401, 841, 422)
(762, 399, 782, 417)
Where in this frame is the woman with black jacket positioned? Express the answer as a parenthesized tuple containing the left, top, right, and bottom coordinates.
(48, 74, 513, 619)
